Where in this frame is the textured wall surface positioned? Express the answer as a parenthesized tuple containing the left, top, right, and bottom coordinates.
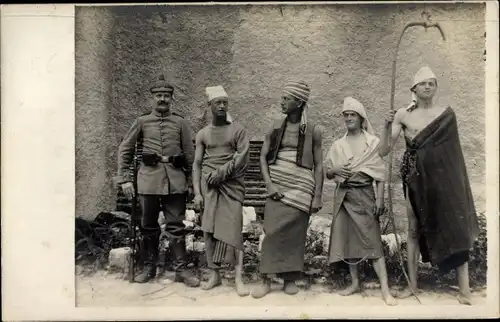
(75, 3, 486, 221)
(75, 7, 115, 220)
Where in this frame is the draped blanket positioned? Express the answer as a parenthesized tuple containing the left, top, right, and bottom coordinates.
(200, 124, 249, 252)
(326, 131, 386, 264)
(401, 107, 480, 272)
(268, 149, 315, 213)
(326, 130, 387, 185)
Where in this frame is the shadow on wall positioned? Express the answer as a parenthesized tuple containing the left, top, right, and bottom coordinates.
(75, 3, 486, 220)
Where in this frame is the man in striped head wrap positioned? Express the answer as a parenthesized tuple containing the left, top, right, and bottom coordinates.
(283, 80, 310, 133)
(252, 80, 324, 298)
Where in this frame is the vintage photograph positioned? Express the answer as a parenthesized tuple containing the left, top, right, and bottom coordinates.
(74, 2, 488, 311)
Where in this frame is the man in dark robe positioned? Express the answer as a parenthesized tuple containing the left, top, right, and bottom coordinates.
(379, 66, 480, 305)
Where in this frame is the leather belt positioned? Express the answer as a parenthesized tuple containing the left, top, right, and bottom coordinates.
(159, 155, 173, 163)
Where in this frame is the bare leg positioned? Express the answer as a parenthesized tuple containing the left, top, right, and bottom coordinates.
(251, 275, 272, 299)
(202, 269, 222, 290)
(457, 262, 472, 305)
(235, 250, 249, 297)
(283, 279, 300, 295)
(396, 195, 421, 299)
(339, 263, 361, 296)
(373, 257, 397, 306)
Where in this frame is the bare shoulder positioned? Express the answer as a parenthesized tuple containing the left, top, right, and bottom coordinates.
(195, 126, 209, 142)
(231, 121, 248, 133)
(394, 107, 408, 123)
(313, 124, 324, 139)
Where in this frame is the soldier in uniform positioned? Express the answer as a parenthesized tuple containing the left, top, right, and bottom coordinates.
(115, 74, 200, 287)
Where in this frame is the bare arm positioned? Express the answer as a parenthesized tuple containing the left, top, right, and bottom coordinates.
(115, 119, 141, 185)
(312, 126, 324, 206)
(232, 126, 250, 172)
(374, 179, 385, 217)
(192, 130, 206, 197)
(379, 109, 405, 157)
(259, 126, 274, 189)
(324, 142, 338, 180)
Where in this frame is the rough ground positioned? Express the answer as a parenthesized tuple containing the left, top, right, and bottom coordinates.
(76, 270, 487, 308)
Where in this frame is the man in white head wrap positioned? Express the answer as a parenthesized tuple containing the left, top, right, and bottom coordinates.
(205, 85, 233, 123)
(192, 85, 251, 296)
(406, 66, 438, 111)
(325, 97, 396, 306)
(379, 66, 480, 305)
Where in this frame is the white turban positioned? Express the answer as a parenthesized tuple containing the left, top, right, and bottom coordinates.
(407, 66, 437, 111)
(342, 96, 374, 135)
(206, 85, 233, 123)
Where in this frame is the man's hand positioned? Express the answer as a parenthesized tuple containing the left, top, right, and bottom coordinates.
(267, 183, 284, 200)
(338, 166, 353, 179)
(385, 110, 397, 124)
(193, 194, 204, 213)
(121, 182, 135, 200)
(311, 197, 323, 213)
(206, 174, 221, 188)
(374, 197, 385, 219)
(326, 167, 336, 179)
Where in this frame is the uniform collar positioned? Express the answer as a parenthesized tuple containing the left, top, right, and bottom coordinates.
(152, 109, 171, 118)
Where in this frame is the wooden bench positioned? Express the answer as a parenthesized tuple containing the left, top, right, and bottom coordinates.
(115, 140, 267, 219)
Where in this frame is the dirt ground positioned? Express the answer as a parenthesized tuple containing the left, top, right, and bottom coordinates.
(76, 270, 487, 308)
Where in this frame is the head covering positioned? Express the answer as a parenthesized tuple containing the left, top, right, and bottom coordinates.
(150, 74, 174, 93)
(407, 66, 437, 110)
(283, 80, 311, 133)
(206, 85, 232, 123)
(342, 96, 374, 135)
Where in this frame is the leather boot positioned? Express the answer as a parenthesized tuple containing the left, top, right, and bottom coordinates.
(135, 232, 159, 283)
(171, 238, 200, 287)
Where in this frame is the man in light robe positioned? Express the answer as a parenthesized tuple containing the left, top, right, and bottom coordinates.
(326, 97, 397, 306)
(192, 85, 250, 296)
(379, 66, 480, 305)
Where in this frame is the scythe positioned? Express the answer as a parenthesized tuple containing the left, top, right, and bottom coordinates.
(385, 19, 446, 304)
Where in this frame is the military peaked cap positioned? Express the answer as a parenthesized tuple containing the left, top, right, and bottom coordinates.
(150, 74, 174, 93)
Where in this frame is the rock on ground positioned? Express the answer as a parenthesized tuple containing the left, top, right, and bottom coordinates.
(108, 247, 132, 272)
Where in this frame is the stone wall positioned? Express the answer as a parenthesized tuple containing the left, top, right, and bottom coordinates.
(75, 3, 486, 220)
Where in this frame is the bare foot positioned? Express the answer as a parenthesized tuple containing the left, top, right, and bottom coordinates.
(235, 279, 249, 297)
(457, 292, 472, 306)
(394, 287, 421, 299)
(283, 281, 299, 295)
(251, 281, 271, 299)
(382, 290, 398, 306)
(201, 271, 222, 291)
(338, 283, 360, 296)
